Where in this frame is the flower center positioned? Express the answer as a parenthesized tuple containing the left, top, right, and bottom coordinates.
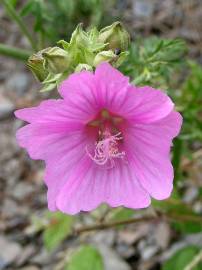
(86, 109, 125, 168)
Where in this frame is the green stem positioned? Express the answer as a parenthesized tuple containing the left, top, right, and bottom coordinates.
(0, 43, 31, 60)
(172, 138, 183, 183)
(1, 0, 37, 51)
(73, 212, 202, 234)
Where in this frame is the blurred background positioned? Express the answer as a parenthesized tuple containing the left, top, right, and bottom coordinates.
(0, 1, 202, 270)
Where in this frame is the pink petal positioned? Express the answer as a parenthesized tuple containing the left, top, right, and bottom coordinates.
(125, 111, 182, 200)
(95, 62, 129, 86)
(15, 99, 88, 124)
(59, 63, 131, 116)
(55, 159, 151, 215)
(59, 71, 99, 120)
(94, 62, 130, 111)
(44, 133, 91, 211)
(16, 123, 85, 160)
(119, 85, 174, 123)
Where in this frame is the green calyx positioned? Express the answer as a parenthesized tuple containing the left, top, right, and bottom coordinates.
(27, 21, 130, 92)
(98, 22, 130, 51)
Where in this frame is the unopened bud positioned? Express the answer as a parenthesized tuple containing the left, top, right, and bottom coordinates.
(75, 64, 93, 72)
(70, 23, 89, 47)
(98, 22, 130, 51)
(27, 49, 49, 82)
(42, 47, 71, 74)
(93, 50, 117, 67)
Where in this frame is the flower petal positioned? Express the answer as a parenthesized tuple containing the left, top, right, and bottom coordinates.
(44, 132, 91, 211)
(95, 62, 129, 86)
(15, 99, 88, 124)
(125, 111, 182, 200)
(94, 62, 130, 111)
(16, 123, 85, 160)
(55, 159, 151, 215)
(119, 86, 174, 123)
(59, 71, 99, 120)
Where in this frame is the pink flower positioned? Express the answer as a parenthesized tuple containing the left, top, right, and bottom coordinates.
(15, 63, 182, 214)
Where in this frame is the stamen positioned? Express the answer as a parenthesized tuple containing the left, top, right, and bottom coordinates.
(86, 130, 125, 168)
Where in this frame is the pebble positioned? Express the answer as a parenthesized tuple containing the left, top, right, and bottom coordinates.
(12, 182, 35, 200)
(20, 266, 40, 270)
(140, 245, 159, 260)
(16, 245, 36, 266)
(30, 249, 53, 266)
(0, 93, 14, 120)
(183, 187, 198, 203)
(97, 244, 131, 270)
(6, 72, 30, 96)
(154, 222, 171, 249)
(91, 230, 115, 247)
(133, 0, 155, 18)
(0, 236, 22, 269)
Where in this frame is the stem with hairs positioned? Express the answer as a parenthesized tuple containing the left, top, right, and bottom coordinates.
(1, 0, 37, 51)
(0, 43, 31, 60)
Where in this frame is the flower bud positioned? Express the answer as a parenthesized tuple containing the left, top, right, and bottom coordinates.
(75, 64, 93, 72)
(93, 50, 117, 67)
(42, 47, 71, 74)
(98, 22, 130, 51)
(27, 49, 49, 82)
(70, 23, 89, 47)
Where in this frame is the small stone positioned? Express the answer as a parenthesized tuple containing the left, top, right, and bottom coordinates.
(6, 72, 30, 96)
(20, 266, 40, 270)
(2, 199, 28, 218)
(12, 182, 34, 200)
(133, 0, 155, 18)
(193, 201, 202, 214)
(116, 243, 135, 258)
(16, 245, 36, 266)
(91, 230, 115, 247)
(30, 249, 52, 265)
(0, 94, 14, 119)
(141, 245, 159, 260)
(0, 236, 22, 269)
(118, 224, 150, 245)
(97, 244, 131, 270)
(154, 222, 171, 249)
(183, 187, 198, 203)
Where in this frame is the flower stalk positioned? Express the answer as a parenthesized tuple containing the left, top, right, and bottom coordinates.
(0, 43, 31, 60)
(73, 212, 202, 234)
(1, 0, 37, 51)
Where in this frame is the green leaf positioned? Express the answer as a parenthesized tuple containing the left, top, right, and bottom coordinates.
(8, 0, 18, 7)
(172, 219, 202, 234)
(152, 197, 202, 234)
(43, 212, 74, 251)
(121, 37, 187, 88)
(57, 0, 76, 17)
(66, 245, 104, 270)
(20, 0, 36, 17)
(162, 246, 202, 270)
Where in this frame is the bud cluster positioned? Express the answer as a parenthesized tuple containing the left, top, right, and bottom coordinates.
(27, 22, 130, 92)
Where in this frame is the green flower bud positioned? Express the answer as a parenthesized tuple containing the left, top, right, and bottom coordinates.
(70, 23, 89, 48)
(98, 22, 130, 51)
(27, 48, 50, 82)
(75, 64, 93, 72)
(42, 47, 71, 74)
(93, 50, 117, 67)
